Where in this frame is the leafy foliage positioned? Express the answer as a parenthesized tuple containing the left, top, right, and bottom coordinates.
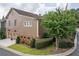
(41, 9, 76, 49)
(75, 8, 79, 27)
(42, 32, 49, 38)
(69, 8, 79, 27)
(30, 38, 36, 48)
(41, 9, 76, 39)
(59, 41, 74, 48)
(0, 31, 6, 39)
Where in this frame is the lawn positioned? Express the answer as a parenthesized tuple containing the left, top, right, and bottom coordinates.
(9, 44, 54, 55)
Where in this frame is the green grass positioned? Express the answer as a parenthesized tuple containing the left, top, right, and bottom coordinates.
(9, 44, 54, 55)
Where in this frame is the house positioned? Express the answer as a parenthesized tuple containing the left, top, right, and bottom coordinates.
(0, 20, 1, 29)
(1, 16, 6, 34)
(0, 17, 6, 33)
(0, 17, 6, 39)
(5, 8, 43, 41)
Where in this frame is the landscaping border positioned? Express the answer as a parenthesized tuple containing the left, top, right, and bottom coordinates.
(0, 30, 78, 56)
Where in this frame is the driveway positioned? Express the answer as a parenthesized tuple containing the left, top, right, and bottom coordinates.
(0, 48, 19, 56)
(0, 38, 16, 47)
(0, 38, 20, 56)
(70, 32, 79, 56)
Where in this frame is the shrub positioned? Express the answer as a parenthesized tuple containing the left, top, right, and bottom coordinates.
(30, 38, 36, 48)
(35, 38, 53, 49)
(0, 31, 6, 39)
(42, 32, 49, 38)
(59, 41, 74, 48)
(1, 34, 6, 39)
(16, 36, 20, 44)
(26, 37, 31, 45)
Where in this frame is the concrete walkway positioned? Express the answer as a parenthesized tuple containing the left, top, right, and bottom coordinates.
(0, 38, 16, 47)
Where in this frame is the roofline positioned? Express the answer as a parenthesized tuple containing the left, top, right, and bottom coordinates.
(5, 8, 41, 19)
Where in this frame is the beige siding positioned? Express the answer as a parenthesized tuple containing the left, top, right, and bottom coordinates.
(6, 9, 39, 39)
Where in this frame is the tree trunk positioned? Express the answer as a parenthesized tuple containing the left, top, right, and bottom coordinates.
(56, 38, 59, 51)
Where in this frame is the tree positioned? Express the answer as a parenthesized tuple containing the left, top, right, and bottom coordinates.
(0, 30, 6, 39)
(75, 8, 79, 27)
(70, 8, 79, 27)
(41, 9, 76, 50)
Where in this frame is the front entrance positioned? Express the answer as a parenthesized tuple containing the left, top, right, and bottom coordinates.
(11, 32, 17, 39)
(7, 32, 17, 39)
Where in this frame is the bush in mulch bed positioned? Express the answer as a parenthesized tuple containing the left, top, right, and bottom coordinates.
(59, 41, 74, 48)
(16, 36, 20, 44)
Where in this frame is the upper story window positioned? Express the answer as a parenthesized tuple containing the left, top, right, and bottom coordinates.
(24, 21, 32, 27)
(14, 19, 16, 26)
(8, 29, 10, 31)
(14, 30, 16, 32)
(8, 21, 10, 26)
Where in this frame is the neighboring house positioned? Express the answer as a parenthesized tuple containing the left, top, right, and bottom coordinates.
(0, 17, 6, 33)
(5, 8, 43, 41)
(0, 20, 1, 29)
(1, 17, 6, 34)
(0, 17, 6, 39)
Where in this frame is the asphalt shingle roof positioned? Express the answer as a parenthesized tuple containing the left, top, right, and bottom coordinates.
(6, 8, 40, 19)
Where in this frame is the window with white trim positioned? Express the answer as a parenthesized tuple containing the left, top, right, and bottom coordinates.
(14, 19, 16, 26)
(8, 20, 10, 26)
(24, 21, 32, 27)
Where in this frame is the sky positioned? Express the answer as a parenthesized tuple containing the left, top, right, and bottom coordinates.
(0, 3, 79, 19)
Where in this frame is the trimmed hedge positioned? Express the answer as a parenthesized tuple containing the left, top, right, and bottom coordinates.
(0, 34, 6, 39)
(30, 38, 36, 48)
(59, 41, 74, 48)
(35, 38, 53, 49)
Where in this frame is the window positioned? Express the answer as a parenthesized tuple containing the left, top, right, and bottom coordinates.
(8, 21, 10, 26)
(24, 21, 32, 27)
(8, 29, 10, 31)
(14, 30, 16, 32)
(14, 20, 16, 26)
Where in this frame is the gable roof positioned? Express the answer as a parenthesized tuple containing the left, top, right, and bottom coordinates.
(5, 8, 40, 19)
